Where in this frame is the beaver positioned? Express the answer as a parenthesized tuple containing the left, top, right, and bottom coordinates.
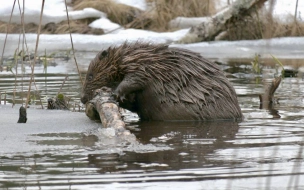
(81, 42, 243, 121)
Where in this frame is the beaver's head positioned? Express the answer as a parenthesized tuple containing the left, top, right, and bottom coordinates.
(81, 49, 122, 104)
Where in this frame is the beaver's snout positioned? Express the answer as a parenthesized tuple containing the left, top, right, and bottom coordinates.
(80, 95, 88, 104)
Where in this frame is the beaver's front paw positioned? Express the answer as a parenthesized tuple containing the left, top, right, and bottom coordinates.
(112, 89, 127, 103)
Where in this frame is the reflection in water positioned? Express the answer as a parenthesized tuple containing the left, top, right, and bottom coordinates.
(258, 77, 282, 119)
(88, 121, 239, 173)
(267, 107, 281, 119)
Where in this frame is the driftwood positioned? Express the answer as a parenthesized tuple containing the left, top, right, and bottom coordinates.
(85, 87, 131, 137)
(178, 0, 268, 43)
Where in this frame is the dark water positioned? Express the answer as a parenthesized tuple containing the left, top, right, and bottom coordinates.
(0, 54, 304, 190)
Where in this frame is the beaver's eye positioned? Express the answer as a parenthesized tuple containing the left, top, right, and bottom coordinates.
(88, 74, 93, 81)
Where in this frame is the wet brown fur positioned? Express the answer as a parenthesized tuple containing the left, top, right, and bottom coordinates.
(81, 42, 242, 121)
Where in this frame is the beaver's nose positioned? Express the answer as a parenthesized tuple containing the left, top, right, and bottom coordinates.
(80, 95, 88, 104)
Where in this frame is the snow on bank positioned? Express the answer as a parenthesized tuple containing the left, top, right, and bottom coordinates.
(1, 30, 304, 60)
(171, 0, 304, 29)
(114, 0, 147, 11)
(0, 0, 149, 35)
(0, 0, 105, 25)
(0, 28, 189, 55)
(89, 18, 122, 33)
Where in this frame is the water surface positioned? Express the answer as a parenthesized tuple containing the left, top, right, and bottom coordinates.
(0, 51, 304, 190)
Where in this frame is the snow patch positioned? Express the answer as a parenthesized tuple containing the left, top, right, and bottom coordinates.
(89, 17, 122, 33)
(0, 0, 105, 25)
(113, 0, 147, 11)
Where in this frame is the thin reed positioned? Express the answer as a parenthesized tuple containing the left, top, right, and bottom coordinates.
(64, 0, 83, 86)
(0, 0, 16, 66)
(24, 0, 45, 109)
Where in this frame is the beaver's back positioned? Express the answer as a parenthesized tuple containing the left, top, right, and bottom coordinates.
(82, 42, 242, 121)
(118, 45, 243, 121)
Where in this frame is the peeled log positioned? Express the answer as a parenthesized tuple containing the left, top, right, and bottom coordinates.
(85, 87, 129, 136)
(178, 0, 268, 43)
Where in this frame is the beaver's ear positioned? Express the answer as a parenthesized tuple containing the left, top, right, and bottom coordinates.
(99, 50, 108, 60)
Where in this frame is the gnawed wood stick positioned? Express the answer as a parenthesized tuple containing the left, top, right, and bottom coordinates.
(85, 87, 130, 136)
(259, 76, 281, 109)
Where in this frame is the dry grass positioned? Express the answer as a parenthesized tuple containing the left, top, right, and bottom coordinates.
(223, 8, 304, 41)
(0, 21, 37, 33)
(267, 19, 304, 38)
(147, 0, 215, 31)
(0, 19, 104, 34)
(53, 20, 104, 34)
(71, 0, 215, 32)
(72, 0, 145, 26)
